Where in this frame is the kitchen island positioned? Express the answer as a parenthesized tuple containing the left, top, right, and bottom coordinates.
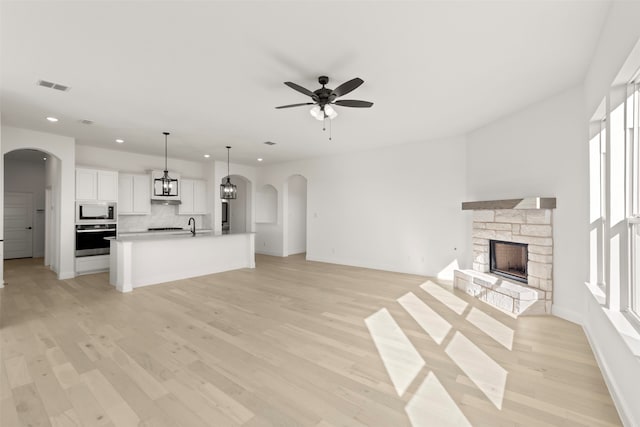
(109, 231, 255, 292)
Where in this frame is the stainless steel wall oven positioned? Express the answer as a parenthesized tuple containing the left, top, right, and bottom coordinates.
(75, 223, 116, 257)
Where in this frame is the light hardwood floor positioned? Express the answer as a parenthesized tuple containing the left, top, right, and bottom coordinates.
(0, 255, 621, 427)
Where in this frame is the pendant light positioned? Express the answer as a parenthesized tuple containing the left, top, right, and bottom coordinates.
(154, 132, 178, 196)
(220, 146, 237, 199)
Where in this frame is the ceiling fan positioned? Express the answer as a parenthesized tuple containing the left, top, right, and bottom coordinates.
(275, 76, 373, 121)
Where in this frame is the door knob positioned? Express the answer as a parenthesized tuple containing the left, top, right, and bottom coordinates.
(26, 227, 32, 230)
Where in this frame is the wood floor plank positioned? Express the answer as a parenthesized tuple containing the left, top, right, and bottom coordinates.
(0, 256, 622, 427)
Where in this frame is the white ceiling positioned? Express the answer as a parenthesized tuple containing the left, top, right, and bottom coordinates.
(0, 1, 610, 165)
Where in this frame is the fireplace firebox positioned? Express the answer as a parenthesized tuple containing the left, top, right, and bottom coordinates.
(489, 240, 528, 283)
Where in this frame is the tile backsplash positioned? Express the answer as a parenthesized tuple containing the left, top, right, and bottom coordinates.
(118, 204, 205, 232)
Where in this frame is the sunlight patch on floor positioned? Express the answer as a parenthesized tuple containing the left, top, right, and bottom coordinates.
(365, 308, 425, 396)
(420, 281, 468, 315)
(466, 307, 514, 350)
(436, 259, 460, 281)
(405, 371, 472, 427)
(445, 331, 508, 409)
(398, 292, 452, 345)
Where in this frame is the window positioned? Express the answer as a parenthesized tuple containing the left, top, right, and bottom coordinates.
(589, 68, 640, 327)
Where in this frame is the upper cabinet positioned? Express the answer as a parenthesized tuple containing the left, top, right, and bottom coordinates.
(76, 168, 118, 201)
(119, 173, 151, 215)
(178, 179, 208, 215)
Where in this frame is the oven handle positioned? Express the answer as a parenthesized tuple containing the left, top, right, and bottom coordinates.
(76, 229, 116, 233)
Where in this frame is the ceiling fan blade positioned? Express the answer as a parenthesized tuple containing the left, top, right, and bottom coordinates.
(334, 99, 373, 108)
(284, 82, 316, 98)
(275, 102, 315, 109)
(332, 78, 364, 97)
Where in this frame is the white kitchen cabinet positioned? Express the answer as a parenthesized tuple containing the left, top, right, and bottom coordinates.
(97, 171, 118, 201)
(119, 173, 151, 215)
(76, 168, 98, 200)
(76, 168, 118, 201)
(178, 179, 208, 215)
(76, 255, 110, 274)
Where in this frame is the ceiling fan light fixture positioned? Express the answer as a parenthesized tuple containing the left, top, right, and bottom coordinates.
(310, 105, 322, 120)
(324, 105, 338, 119)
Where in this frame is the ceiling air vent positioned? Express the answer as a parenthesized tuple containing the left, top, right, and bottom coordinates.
(79, 119, 94, 125)
(37, 80, 70, 92)
(264, 141, 276, 146)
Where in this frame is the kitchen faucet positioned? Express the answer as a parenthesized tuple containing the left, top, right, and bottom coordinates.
(188, 217, 196, 236)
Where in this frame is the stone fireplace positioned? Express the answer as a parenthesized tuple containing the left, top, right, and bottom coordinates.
(454, 198, 555, 315)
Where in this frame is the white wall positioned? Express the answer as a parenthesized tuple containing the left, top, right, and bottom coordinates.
(256, 136, 469, 277)
(4, 156, 46, 257)
(256, 184, 277, 224)
(1, 126, 76, 280)
(75, 145, 207, 179)
(466, 86, 587, 320)
(228, 175, 247, 234)
(45, 157, 60, 270)
(581, 2, 640, 426)
(287, 175, 307, 255)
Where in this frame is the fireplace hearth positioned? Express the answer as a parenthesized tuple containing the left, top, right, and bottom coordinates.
(490, 240, 528, 283)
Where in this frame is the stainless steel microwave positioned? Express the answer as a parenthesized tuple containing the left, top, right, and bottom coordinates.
(76, 202, 116, 223)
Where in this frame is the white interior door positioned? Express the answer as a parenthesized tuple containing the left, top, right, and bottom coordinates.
(4, 192, 34, 259)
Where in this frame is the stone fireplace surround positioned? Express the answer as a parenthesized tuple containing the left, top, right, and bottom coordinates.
(454, 198, 556, 315)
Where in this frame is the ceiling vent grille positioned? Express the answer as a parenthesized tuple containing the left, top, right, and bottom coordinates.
(79, 119, 94, 125)
(37, 80, 70, 92)
(264, 141, 276, 146)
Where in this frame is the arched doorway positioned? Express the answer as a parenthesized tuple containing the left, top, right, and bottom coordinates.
(3, 148, 64, 281)
(3, 150, 48, 261)
(286, 174, 307, 256)
(1, 126, 76, 284)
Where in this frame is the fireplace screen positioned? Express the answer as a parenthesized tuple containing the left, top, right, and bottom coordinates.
(490, 240, 528, 283)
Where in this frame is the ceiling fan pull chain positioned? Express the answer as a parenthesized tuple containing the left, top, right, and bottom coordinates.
(329, 117, 332, 141)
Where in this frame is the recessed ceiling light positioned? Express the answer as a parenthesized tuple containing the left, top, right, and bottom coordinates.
(46, 116, 58, 122)
(204, 154, 210, 158)
(257, 158, 263, 162)
(43, 157, 47, 161)
(115, 139, 124, 144)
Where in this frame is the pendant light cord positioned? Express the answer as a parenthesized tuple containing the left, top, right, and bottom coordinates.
(163, 132, 170, 172)
(226, 146, 231, 183)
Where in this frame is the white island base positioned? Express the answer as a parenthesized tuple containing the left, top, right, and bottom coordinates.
(109, 232, 255, 292)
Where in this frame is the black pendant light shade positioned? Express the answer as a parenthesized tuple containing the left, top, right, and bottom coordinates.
(154, 132, 178, 197)
(220, 146, 237, 200)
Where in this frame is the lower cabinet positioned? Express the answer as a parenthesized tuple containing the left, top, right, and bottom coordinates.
(76, 255, 110, 274)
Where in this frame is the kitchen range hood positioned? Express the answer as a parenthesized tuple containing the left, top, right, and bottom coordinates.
(151, 198, 181, 206)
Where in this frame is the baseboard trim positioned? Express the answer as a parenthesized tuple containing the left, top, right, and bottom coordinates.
(255, 249, 283, 257)
(551, 305, 583, 325)
(582, 321, 634, 427)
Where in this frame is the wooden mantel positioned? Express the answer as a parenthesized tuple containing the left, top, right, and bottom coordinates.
(461, 197, 556, 210)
